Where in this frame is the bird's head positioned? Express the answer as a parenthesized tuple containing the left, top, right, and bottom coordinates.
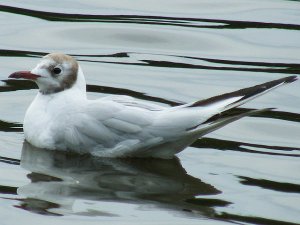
(9, 53, 85, 94)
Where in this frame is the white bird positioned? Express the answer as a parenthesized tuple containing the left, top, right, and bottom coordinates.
(9, 53, 297, 159)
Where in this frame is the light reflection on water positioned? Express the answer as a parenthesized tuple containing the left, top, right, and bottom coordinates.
(0, 1, 300, 225)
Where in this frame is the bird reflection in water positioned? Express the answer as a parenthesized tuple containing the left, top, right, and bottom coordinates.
(17, 141, 230, 217)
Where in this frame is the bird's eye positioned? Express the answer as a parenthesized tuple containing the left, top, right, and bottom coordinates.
(53, 67, 62, 75)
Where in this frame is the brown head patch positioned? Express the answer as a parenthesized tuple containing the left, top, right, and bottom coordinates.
(40, 53, 79, 94)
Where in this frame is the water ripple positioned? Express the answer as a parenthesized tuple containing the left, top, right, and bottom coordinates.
(1, 1, 300, 224)
(1, 49, 300, 74)
(2, 4, 300, 30)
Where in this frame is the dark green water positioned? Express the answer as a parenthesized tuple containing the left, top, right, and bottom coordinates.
(0, 1, 300, 225)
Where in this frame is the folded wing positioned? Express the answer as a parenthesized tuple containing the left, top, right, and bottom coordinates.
(65, 76, 297, 158)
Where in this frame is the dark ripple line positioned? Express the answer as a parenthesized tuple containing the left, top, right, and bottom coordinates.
(0, 156, 20, 165)
(228, 108, 300, 124)
(0, 49, 128, 59)
(0, 120, 23, 132)
(139, 60, 300, 75)
(180, 55, 300, 71)
(77, 52, 300, 69)
(79, 58, 300, 75)
(216, 212, 299, 225)
(77, 57, 300, 75)
(238, 176, 300, 193)
(193, 137, 300, 157)
(1, 5, 300, 30)
(62, 52, 300, 74)
(0, 185, 17, 195)
(1, 49, 300, 74)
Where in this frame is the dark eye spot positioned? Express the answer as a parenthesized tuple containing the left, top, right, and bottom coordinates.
(53, 67, 62, 75)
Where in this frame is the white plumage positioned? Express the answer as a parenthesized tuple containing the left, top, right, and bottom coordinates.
(9, 53, 297, 158)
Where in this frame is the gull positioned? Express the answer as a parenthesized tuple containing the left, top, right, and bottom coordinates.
(9, 53, 297, 159)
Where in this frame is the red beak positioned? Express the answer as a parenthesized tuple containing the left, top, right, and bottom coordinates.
(9, 71, 41, 80)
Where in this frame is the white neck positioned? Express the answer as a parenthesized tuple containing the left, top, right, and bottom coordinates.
(73, 66, 87, 95)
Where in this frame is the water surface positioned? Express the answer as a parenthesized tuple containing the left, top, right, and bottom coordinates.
(0, 1, 300, 225)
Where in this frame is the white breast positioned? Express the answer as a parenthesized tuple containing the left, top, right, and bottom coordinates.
(24, 94, 56, 149)
(23, 88, 86, 150)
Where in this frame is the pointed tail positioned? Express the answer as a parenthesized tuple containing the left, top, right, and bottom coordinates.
(187, 76, 297, 111)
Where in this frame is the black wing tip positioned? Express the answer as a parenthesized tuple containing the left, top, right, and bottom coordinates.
(188, 75, 297, 108)
(284, 75, 298, 84)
